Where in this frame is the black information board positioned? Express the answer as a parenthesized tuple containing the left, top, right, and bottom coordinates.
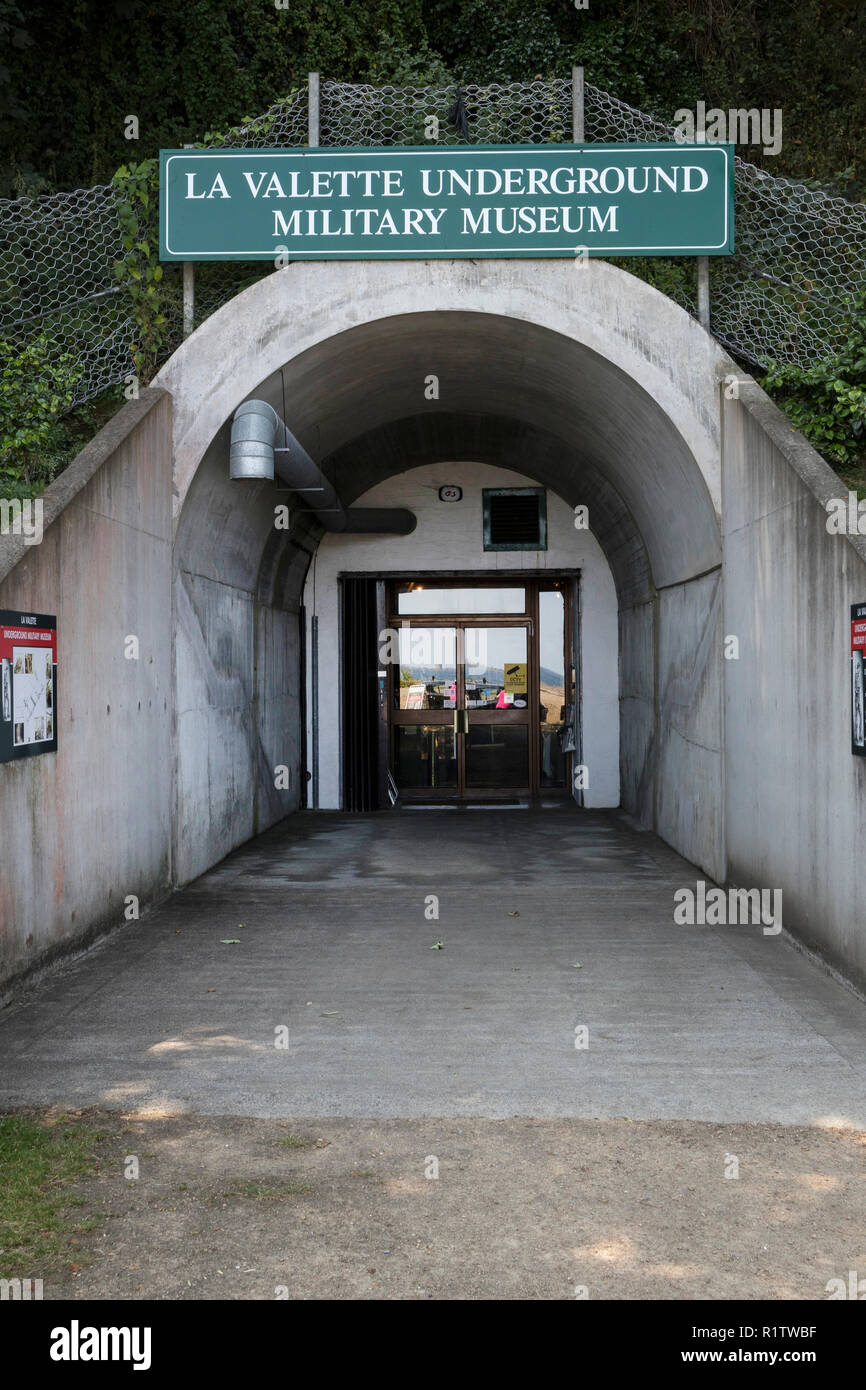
(0, 610, 58, 764)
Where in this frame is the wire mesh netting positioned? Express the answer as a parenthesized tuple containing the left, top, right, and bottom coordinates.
(320, 77, 573, 146)
(0, 183, 135, 405)
(2, 77, 864, 416)
(585, 85, 866, 366)
(209, 87, 310, 149)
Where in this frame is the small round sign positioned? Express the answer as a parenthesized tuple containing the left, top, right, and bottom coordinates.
(438, 485, 463, 503)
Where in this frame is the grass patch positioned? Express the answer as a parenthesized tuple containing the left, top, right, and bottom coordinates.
(0, 1113, 106, 1276)
(276, 1132, 312, 1150)
(225, 1180, 311, 1200)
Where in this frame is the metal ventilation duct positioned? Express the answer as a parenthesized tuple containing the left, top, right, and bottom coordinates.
(229, 400, 415, 535)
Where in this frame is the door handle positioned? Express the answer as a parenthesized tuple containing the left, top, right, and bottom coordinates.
(453, 709, 469, 734)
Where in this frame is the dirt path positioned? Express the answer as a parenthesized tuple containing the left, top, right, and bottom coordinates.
(24, 1109, 866, 1300)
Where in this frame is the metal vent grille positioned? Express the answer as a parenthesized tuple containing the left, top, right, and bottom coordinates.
(483, 488, 547, 551)
(489, 493, 540, 545)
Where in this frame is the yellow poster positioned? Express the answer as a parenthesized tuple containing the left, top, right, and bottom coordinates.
(504, 662, 527, 693)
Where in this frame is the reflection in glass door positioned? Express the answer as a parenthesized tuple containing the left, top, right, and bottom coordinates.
(463, 624, 529, 791)
(391, 623, 530, 796)
(388, 579, 572, 802)
(391, 625, 458, 792)
(538, 589, 566, 789)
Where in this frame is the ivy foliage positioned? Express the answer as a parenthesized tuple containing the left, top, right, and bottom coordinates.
(762, 303, 866, 481)
(111, 158, 167, 381)
(2, 1, 865, 197)
(0, 0, 430, 196)
(0, 336, 83, 496)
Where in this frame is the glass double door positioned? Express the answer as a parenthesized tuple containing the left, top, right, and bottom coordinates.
(392, 621, 532, 799)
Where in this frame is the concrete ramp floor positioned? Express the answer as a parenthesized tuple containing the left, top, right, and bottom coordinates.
(1, 809, 864, 1126)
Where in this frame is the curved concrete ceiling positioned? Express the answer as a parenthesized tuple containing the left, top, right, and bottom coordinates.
(323, 412, 652, 606)
(252, 310, 719, 591)
(165, 259, 729, 604)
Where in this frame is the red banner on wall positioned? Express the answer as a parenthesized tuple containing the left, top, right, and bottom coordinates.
(852, 603, 866, 757)
(0, 610, 57, 764)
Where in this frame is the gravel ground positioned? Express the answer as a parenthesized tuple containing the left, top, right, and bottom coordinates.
(24, 1108, 866, 1301)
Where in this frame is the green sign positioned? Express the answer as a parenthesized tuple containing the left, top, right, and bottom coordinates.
(159, 142, 734, 262)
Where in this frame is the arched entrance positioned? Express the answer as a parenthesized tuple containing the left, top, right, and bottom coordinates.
(156, 257, 730, 887)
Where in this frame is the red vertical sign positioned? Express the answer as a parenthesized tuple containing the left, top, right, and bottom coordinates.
(0, 610, 58, 763)
(852, 603, 866, 757)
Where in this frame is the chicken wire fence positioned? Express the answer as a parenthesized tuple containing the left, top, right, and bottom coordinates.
(2, 77, 864, 413)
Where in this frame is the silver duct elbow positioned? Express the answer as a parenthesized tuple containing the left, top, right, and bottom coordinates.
(229, 400, 280, 481)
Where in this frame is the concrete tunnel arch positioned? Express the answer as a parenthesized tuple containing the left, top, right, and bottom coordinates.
(156, 258, 734, 888)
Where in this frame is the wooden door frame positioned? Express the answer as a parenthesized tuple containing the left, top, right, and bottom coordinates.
(376, 572, 577, 804)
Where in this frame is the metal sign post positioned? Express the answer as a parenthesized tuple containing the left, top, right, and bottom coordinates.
(572, 67, 584, 143)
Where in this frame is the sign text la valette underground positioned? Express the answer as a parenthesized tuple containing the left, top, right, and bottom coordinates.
(160, 143, 734, 261)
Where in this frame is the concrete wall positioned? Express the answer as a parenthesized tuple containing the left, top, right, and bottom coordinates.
(723, 382, 866, 991)
(618, 573, 725, 882)
(656, 570, 724, 878)
(172, 443, 303, 887)
(304, 461, 620, 809)
(619, 599, 655, 827)
(0, 391, 173, 996)
(0, 383, 304, 992)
